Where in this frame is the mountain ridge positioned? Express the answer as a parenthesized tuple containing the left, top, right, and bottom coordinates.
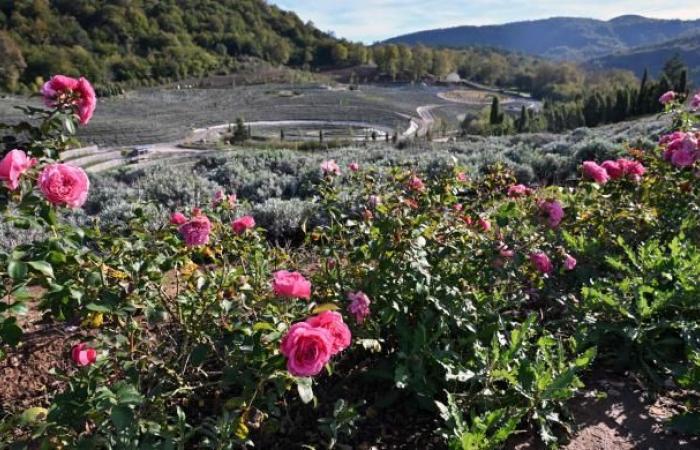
(383, 15, 700, 61)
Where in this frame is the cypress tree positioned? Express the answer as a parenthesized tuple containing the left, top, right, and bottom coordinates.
(636, 68, 648, 114)
(679, 69, 688, 95)
(517, 105, 528, 132)
(489, 96, 502, 125)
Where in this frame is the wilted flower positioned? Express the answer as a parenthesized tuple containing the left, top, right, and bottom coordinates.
(408, 176, 425, 192)
(368, 194, 381, 208)
(213, 190, 236, 208)
(348, 291, 371, 324)
(538, 199, 564, 228)
(321, 160, 341, 176)
(507, 184, 533, 198)
(478, 217, 491, 232)
(564, 254, 577, 271)
(691, 93, 700, 110)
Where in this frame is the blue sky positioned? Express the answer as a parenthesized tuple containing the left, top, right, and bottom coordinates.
(270, 1, 700, 43)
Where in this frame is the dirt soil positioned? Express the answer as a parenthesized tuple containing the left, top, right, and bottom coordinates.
(507, 374, 700, 450)
(2, 313, 699, 449)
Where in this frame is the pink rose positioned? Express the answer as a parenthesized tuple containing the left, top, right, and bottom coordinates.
(305, 311, 351, 355)
(601, 160, 623, 180)
(671, 149, 696, 168)
(38, 164, 89, 208)
(41, 75, 96, 125)
(272, 270, 311, 300)
(564, 254, 577, 271)
(618, 158, 646, 179)
(178, 215, 212, 247)
(582, 161, 610, 185)
(538, 199, 564, 228)
(530, 251, 553, 274)
(321, 160, 341, 176)
(691, 93, 700, 110)
(659, 91, 676, 105)
(660, 131, 685, 146)
(478, 217, 491, 232)
(0, 149, 36, 190)
(280, 322, 333, 377)
(231, 215, 255, 234)
(347, 291, 371, 324)
(170, 211, 187, 225)
(456, 172, 468, 182)
(408, 176, 425, 192)
(348, 162, 360, 172)
(453, 203, 463, 212)
(507, 184, 532, 198)
(71, 342, 97, 367)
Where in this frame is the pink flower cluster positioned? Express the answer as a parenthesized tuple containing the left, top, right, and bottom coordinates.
(212, 190, 236, 208)
(529, 251, 577, 274)
(660, 131, 700, 168)
(272, 270, 312, 300)
(41, 75, 96, 125)
(280, 311, 351, 377)
(2, 151, 90, 208)
(582, 158, 646, 184)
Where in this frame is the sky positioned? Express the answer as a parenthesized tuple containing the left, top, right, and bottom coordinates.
(270, 0, 700, 43)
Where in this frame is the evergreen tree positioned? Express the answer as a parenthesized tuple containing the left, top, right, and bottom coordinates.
(233, 117, 247, 142)
(662, 54, 686, 90)
(517, 105, 528, 132)
(679, 69, 688, 95)
(636, 68, 648, 115)
(489, 96, 503, 125)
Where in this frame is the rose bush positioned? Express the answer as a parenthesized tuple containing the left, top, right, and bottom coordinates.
(1, 78, 699, 448)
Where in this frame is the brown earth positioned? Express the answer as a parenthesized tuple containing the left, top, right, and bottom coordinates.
(2, 306, 698, 449)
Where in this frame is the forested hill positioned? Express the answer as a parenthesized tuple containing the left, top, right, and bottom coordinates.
(0, 0, 367, 92)
(591, 32, 700, 85)
(384, 15, 700, 61)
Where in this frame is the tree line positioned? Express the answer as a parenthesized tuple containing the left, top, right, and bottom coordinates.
(463, 55, 690, 136)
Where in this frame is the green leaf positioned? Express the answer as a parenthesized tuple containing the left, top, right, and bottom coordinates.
(296, 377, 314, 404)
(111, 405, 133, 431)
(8, 260, 28, 280)
(28, 260, 54, 279)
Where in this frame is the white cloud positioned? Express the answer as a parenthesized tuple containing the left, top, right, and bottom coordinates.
(270, 0, 700, 42)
